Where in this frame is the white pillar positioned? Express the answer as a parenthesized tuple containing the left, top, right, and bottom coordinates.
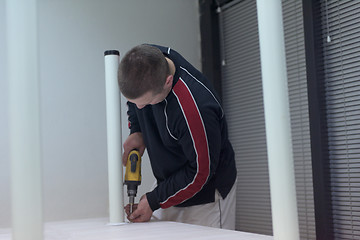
(6, 0, 43, 239)
(104, 50, 125, 224)
(256, 1, 300, 239)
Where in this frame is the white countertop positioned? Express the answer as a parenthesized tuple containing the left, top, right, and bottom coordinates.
(0, 218, 273, 240)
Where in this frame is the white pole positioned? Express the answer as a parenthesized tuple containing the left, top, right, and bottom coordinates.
(256, 1, 300, 239)
(104, 50, 125, 224)
(6, 0, 43, 239)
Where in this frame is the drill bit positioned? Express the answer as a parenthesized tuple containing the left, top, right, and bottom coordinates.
(129, 195, 135, 214)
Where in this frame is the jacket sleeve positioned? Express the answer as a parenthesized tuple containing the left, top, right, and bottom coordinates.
(127, 102, 141, 134)
(146, 78, 222, 211)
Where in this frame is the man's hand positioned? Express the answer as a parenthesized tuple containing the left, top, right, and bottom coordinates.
(124, 195, 153, 223)
(122, 132, 145, 166)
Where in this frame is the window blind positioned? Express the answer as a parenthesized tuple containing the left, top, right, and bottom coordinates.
(219, 0, 315, 238)
(318, 1, 360, 239)
(220, 0, 272, 235)
(283, 1, 316, 239)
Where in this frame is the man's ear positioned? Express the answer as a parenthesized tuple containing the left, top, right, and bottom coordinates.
(165, 75, 173, 87)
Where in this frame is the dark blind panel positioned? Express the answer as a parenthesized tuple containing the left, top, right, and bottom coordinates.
(282, 1, 316, 240)
(220, 0, 315, 237)
(319, 0, 360, 239)
(220, 0, 272, 235)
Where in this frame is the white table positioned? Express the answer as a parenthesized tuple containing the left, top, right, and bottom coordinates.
(0, 218, 273, 240)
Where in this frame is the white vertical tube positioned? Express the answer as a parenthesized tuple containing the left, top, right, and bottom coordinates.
(256, 1, 300, 239)
(104, 50, 124, 224)
(6, 0, 43, 239)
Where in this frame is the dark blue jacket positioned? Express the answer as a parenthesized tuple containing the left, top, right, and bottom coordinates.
(127, 44, 237, 211)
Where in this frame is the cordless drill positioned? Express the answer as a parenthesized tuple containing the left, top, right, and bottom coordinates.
(124, 149, 142, 214)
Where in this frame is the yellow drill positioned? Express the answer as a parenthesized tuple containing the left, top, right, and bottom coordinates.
(124, 149, 142, 214)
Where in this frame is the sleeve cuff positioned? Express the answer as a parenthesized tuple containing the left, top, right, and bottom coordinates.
(146, 191, 161, 211)
(130, 126, 141, 135)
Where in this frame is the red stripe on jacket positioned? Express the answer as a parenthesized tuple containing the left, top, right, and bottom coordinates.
(160, 78, 210, 208)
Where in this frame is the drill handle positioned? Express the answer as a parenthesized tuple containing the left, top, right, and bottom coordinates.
(125, 149, 142, 182)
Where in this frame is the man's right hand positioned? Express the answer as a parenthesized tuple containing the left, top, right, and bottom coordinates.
(124, 195, 153, 223)
(122, 132, 145, 166)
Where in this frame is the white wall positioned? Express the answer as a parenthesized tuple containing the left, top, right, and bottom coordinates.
(0, 0, 10, 228)
(0, 0, 201, 227)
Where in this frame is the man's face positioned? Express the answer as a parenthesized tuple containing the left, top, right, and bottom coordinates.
(128, 90, 167, 109)
(128, 74, 173, 109)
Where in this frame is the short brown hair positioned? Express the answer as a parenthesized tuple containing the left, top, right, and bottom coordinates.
(118, 44, 169, 99)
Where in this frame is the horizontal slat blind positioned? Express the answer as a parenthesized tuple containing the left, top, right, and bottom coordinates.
(220, 0, 315, 238)
(282, 1, 316, 239)
(220, 0, 272, 235)
(319, 0, 360, 239)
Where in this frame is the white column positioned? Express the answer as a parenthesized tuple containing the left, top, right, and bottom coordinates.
(104, 50, 125, 224)
(7, 0, 43, 239)
(256, 0, 300, 239)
